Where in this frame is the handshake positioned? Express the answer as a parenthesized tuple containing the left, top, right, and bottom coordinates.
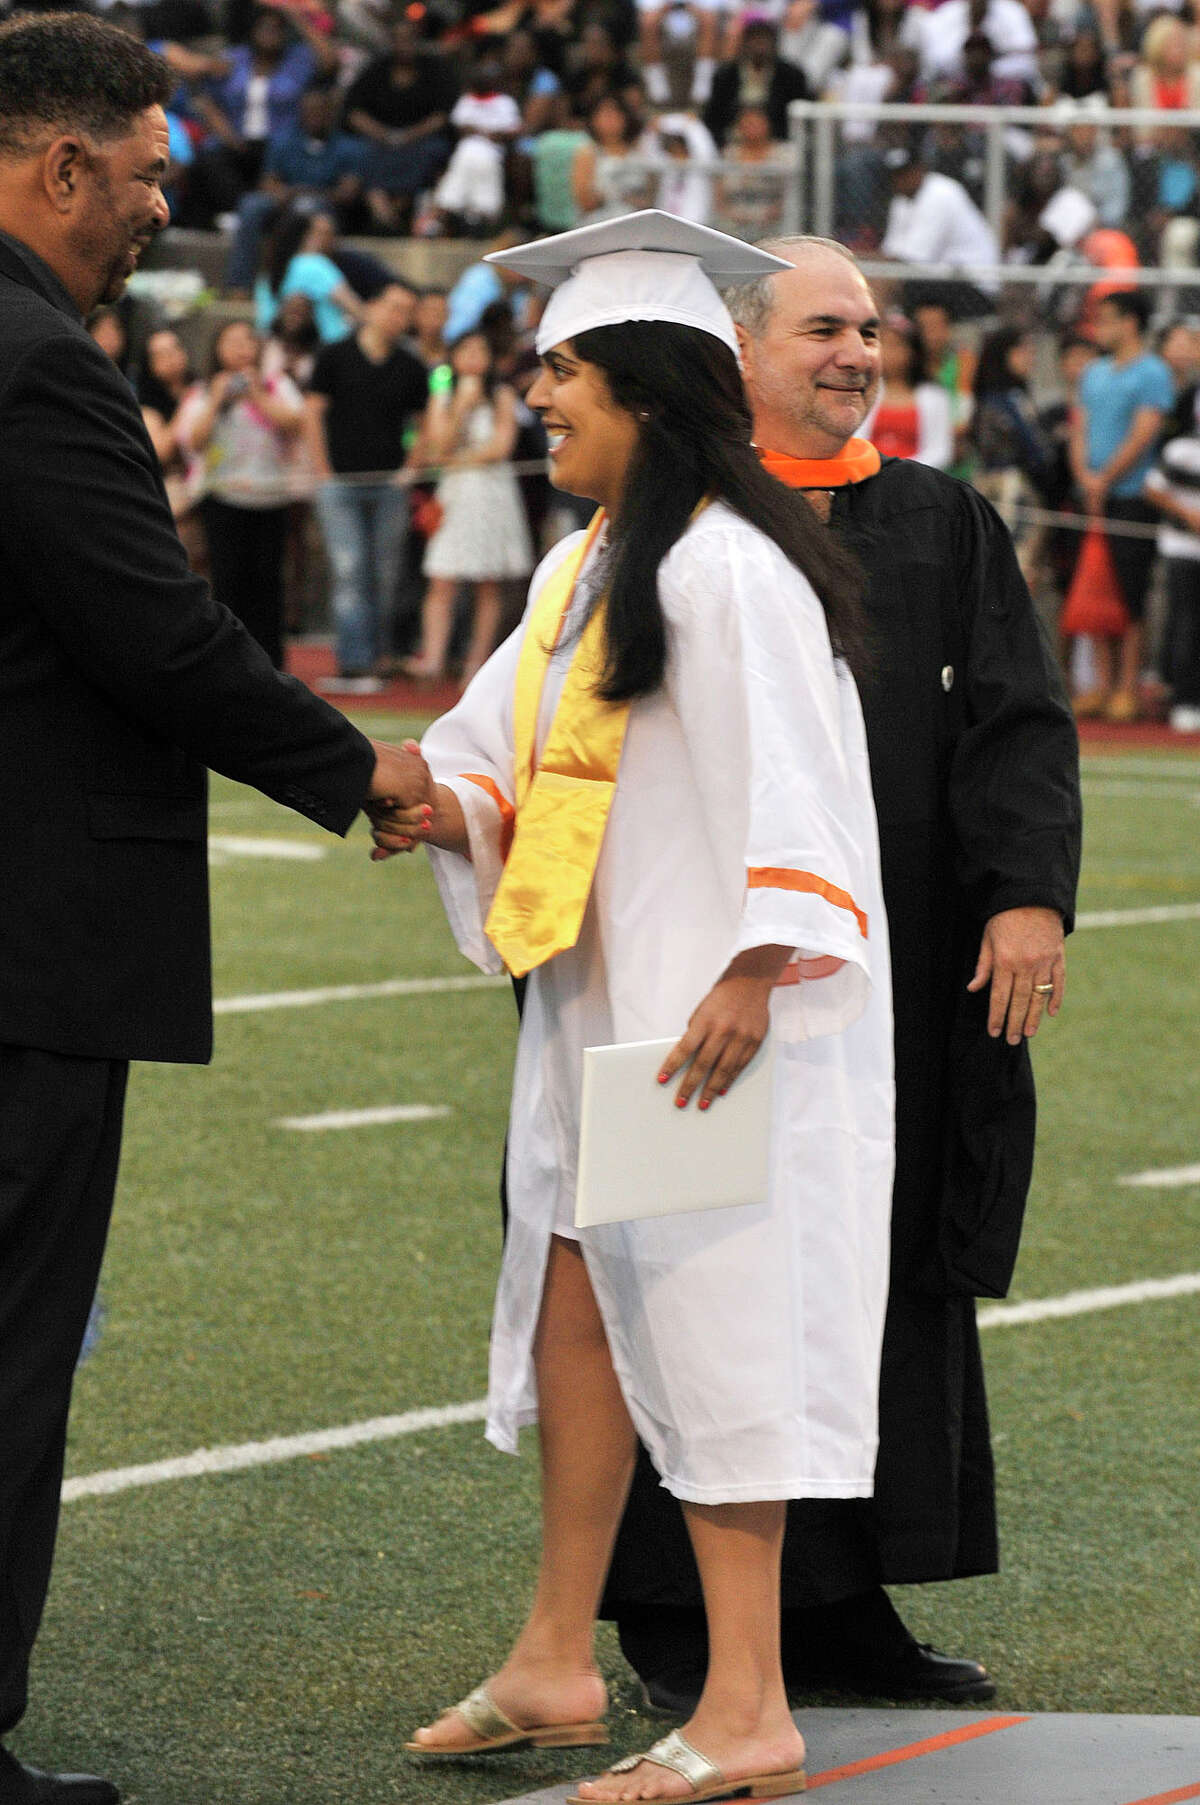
(365, 738, 439, 860)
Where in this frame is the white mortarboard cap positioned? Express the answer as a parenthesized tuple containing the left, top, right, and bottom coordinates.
(485, 209, 791, 357)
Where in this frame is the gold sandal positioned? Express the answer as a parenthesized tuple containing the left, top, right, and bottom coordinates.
(406, 1681, 609, 1757)
(567, 1728, 805, 1802)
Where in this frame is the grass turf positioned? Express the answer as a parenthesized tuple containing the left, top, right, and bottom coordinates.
(13, 727, 1200, 1802)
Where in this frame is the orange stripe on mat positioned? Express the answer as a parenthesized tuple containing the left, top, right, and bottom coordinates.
(806, 1714, 1030, 1789)
(1120, 1786, 1200, 1804)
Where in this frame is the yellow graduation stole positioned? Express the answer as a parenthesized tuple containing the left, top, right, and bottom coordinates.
(484, 511, 630, 978)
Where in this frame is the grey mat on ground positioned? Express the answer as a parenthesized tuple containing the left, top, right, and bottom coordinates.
(493, 1709, 1200, 1805)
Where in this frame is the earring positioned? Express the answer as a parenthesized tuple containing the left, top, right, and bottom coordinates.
(638, 408, 651, 422)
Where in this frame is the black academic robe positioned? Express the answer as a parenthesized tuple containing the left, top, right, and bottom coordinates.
(602, 458, 1082, 1611)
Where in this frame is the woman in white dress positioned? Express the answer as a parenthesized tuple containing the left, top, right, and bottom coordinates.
(373, 214, 894, 1804)
(406, 328, 533, 686)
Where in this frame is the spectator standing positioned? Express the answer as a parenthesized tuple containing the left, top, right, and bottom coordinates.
(1071, 289, 1174, 719)
(411, 287, 450, 366)
(407, 329, 532, 686)
(501, 25, 562, 139)
(138, 324, 208, 571)
(255, 206, 365, 344)
(1054, 25, 1114, 102)
(1145, 397, 1200, 731)
(970, 326, 1057, 584)
(184, 6, 336, 226)
(224, 86, 366, 295)
(85, 303, 131, 376)
(867, 314, 954, 467)
(702, 20, 809, 149)
(343, 18, 457, 233)
(913, 296, 975, 477)
(305, 284, 429, 691)
(641, 110, 717, 223)
(443, 224, 529, 346)
(178, 319, 304, 666)
(712, 102, 792, 236)
(262, 289, 320, 384)
(572, 93, 658, 222)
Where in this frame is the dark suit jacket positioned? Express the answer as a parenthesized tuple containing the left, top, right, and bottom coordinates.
(0, 232, 375, 1065)
(701, 55, 810, 148)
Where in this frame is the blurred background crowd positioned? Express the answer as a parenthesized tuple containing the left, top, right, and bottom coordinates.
(18, 0, 1200, 725)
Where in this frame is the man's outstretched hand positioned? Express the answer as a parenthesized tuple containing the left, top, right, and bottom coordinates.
(365, 739, 434, 855)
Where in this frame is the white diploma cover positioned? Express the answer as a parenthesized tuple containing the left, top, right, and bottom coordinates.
(575, 1035, 777, 1228)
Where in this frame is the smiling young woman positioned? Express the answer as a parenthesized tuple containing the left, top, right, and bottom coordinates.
(380, 214, 894, 1805)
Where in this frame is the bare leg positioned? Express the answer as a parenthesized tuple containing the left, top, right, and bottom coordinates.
(460, 580, 502, 686)
(577, 1499, 805, 1802)
(411, 1237, 637, 1748)
(1115, 620, 1143, 698)
(407, 576, 456, 678)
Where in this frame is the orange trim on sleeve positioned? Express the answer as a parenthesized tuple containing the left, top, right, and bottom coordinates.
(747, 867, 868, 939)
(462, 773, 515, 862)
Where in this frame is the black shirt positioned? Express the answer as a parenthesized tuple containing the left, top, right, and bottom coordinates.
(310, 334, 429, 474)
(343, 53, 458, 132)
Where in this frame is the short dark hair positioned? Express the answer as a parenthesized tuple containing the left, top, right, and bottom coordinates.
(1099, 288, 1151, 332)
(0, 12, 171, 159)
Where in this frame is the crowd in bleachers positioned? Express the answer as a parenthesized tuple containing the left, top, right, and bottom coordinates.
(38, 0, 1200, 723)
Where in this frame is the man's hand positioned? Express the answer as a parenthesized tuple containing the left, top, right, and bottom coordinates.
(967, 906, 1065, 1045)
(365, 739, 434, 857)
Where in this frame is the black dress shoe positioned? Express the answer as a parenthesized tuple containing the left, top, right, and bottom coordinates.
(784, 1640, 997, 1704)
(0, 1750, 119, 1805)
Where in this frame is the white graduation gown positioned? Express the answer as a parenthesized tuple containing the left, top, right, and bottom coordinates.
(423, 502, 895, 1505)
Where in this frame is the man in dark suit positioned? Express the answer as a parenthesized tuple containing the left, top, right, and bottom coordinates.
(0, 16, 428, 1802)
(598, 238, 1082, 1713)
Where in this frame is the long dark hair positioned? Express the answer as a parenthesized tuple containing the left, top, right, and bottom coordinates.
(973, 326, 1027, 400)
(570, 321, 866, 702)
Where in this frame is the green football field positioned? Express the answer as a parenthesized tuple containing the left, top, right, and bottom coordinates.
(16, 721, 1200, 1805)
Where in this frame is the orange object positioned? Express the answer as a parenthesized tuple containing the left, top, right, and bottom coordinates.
(747, 866, 869, 938)
(1060, 526, 1131, 637)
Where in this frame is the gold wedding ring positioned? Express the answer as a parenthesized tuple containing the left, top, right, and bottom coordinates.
(1032, 983, 1054, 995)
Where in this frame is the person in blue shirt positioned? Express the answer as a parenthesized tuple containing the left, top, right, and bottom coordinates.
(255, 207, 364, 344)
(225, 86, 367, 294)
(443, 225, 528, 346)
(1070, 288, 1175, 721)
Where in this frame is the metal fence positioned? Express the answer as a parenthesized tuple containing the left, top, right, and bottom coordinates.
(784, 100, 1200, 312)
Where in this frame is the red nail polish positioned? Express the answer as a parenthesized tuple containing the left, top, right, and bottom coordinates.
(675, 1096, 687, 1109)
(698, 1099, 710, 1112)
(657, 1072, 669, 1085)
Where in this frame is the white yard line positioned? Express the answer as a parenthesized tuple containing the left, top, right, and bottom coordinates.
(276, 1104, 450, 1131)
(214, 974, 507, 1015)
(209, 836, 326, 862)
(1119, 1163, 1200, 1189)
(977, 1272, 1200, 1328)
(62, 1271, 1200, 1506)
(212, 901, 1200, 1020)
(1074, 902, 1200, 929)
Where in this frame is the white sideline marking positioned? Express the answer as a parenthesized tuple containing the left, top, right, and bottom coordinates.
(207, 903, 1200, 1020)
(1075, 902, 1200, 929)
(276, 1104, 450, 1131)
(977, 1271, 1200, 1328)
(1120, 1163, 1200, 1188)
(62, 1272, 1200, 1506)
(209, 836, 326, 862)
(61, 1401, 489, 1503)
(214, 974, 507, 1015)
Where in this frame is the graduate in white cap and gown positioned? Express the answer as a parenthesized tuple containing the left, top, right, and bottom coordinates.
(373, 212, 895, 1804)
